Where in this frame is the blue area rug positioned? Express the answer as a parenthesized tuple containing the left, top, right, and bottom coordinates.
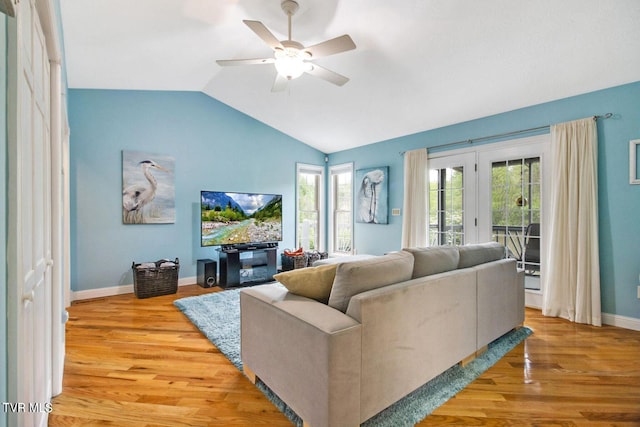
(174, 287, 532, 426)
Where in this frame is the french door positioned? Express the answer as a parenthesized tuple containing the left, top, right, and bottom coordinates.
(429, 135, 549, 306)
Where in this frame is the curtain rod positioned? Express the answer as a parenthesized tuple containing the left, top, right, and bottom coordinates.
(400, 113, 613, 155)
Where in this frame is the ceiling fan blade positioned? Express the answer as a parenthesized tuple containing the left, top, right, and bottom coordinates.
(216, 58, 275, 66)
(243, 20, 283, 51)
(304, 35, 356, 59)
(305, 64, 350, 86)
(271, 73, 289, 92)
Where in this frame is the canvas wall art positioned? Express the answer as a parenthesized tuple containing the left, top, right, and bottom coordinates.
(356, 166, 388, 224)
(122, 150, 175, 224)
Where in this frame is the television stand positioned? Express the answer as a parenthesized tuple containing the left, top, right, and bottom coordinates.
(217, 245, 277, 288)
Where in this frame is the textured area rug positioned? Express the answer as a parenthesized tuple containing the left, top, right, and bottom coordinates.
(174, 287, 532, 426)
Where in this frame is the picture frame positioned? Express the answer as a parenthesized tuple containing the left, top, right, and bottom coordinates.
(356, 166, 389, 224)
(631, 139, 640, 185)
(122, 150, 175, 224)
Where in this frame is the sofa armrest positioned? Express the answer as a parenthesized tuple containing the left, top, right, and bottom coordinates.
(476, 258, 524, 349)
(240, 284, 361, 427)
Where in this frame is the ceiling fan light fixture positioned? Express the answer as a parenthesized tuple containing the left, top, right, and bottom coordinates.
(274, 47, 311, 80)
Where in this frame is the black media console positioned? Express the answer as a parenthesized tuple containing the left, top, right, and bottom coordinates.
(217, 244, 278, 288)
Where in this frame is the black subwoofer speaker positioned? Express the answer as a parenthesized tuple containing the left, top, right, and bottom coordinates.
(197, 259, 217, 288)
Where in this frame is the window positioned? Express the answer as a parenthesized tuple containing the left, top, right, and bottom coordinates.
(296, 163, 325, 251)
(329, 163, 353, 254)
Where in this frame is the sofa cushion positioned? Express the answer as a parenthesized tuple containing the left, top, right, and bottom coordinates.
(457, 242, 505, 269)
(273, 264, 338, 303)
(402, 246, 460, 278)
(328, 251, 414, 313)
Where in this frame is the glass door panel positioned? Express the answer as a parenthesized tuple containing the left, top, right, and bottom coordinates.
(428, 153, 476, 246)
(490, 157, 541, 290)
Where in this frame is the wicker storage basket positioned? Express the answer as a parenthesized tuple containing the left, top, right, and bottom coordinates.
(305, 251, 328, 267)
(132, 258, 179, 299)
(281, 253, 308, 271)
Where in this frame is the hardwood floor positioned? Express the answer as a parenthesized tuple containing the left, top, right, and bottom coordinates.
(49, 284, 640, 426)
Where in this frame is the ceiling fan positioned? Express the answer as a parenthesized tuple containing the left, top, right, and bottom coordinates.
(216, 0, 356, 92)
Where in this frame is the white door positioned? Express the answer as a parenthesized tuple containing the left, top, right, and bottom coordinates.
(7, 0, 53, 425)
(427, 152, 477, 245)
(477, 135, 550, 307)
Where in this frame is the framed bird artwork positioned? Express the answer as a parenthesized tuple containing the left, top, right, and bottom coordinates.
(122, 150, 175, 224)
(356, 166, 389, 224)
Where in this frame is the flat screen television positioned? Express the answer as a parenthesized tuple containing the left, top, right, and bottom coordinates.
(201, 191, 282, 247)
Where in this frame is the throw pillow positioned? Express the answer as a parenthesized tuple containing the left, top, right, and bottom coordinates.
(328, 251, 414, 313)
(273, 264, 338, 303)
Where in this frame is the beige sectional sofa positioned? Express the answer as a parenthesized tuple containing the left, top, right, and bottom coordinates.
(240, 242, 525, 427)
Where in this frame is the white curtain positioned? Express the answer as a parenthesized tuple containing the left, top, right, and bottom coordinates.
(542, 117, 601, 326)
(401, 148, 428, 248)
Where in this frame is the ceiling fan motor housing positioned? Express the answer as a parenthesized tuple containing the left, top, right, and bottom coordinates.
(281, 0, 299, 16)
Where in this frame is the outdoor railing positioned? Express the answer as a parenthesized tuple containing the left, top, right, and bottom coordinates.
(492, 225, 541, 277)
(492, 225, 526, 261)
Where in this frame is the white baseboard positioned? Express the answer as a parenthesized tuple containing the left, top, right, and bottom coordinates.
(71, 276, 197, 302)
(524, 307, 640, 332)
(602, 312, 640, 331)
(525, 289, 543, 309)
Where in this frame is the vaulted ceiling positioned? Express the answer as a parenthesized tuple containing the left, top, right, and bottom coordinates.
(60, 0, 640, 153)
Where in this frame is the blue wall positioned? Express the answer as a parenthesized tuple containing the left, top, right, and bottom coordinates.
(328, 81, 640, 320)
(68, 89, 325, 292)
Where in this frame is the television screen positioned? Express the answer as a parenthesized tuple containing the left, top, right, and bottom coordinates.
(201, 191, 282, 247)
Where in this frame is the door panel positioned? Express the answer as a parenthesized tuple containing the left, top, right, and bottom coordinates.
(8, 0, 53, 425)
(478, 136, 549, 297)
(428, 153, 476, 245)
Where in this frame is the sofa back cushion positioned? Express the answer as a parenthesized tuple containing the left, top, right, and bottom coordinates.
(402, 246, 460, 278)
(457, 242, 505, 269)
(328, 251, 414, 313)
